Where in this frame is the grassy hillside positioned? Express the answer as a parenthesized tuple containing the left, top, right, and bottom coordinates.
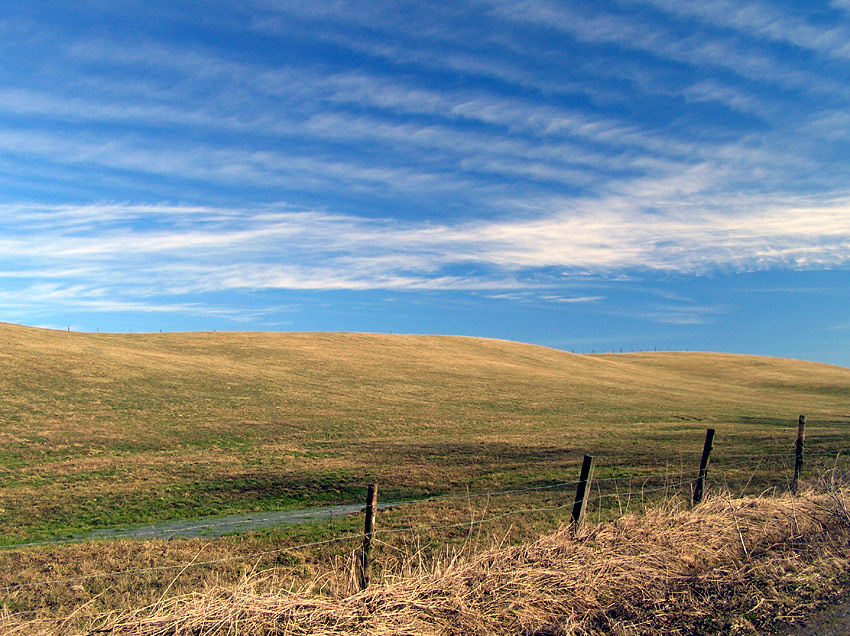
(1, 322, 849, 541)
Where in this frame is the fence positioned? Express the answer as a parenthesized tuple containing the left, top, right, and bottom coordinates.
(0, 414, 845, 598)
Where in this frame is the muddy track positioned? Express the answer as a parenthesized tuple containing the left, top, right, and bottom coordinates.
(78, 501, 398, 542)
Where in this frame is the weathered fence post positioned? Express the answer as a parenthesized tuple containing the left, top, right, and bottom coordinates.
(693, 428, 715, 505)
(791, 415, 806, 493)
(357, 483, 378, 590)
(571, 454, 597, 531)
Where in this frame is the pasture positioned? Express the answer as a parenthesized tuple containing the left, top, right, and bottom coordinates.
(1, 322, 849, 623)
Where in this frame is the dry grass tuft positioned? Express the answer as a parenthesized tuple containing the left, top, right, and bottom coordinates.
(19, 488, 842, 636)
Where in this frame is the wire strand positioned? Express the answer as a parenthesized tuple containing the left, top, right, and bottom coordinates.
(1, 445, 840, 592)
(0, 450, 803, 553)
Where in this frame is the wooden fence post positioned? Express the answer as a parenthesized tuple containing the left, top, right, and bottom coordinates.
(791, 415, 806, 493)
(357, 483, 378, 590)
(693, 428, 715, 505)
(571, 455, 597, 531)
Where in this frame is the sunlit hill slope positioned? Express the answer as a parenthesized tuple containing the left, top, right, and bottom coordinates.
(1, 322, 848, 539)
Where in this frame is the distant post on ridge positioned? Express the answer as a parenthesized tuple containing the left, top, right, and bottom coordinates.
(693, 428, 715, 505)
(792, 415, 806, 493)
(572, 455, 597, 531)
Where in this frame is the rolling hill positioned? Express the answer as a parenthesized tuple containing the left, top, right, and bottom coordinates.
(1, 321, 848, 540)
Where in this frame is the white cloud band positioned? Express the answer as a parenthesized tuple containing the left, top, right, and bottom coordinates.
(2, 193, 849, 302)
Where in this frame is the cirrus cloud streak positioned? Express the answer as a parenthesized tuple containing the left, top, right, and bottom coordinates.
(1, 193, 848, 313)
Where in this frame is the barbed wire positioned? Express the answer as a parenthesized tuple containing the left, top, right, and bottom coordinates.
(0, 468, 756, 595)
(0, 480, 595, 553)
(0, 446, 816, 553)
(0, 475, 704, 593)
(1, 443, 843, 593)
(0, 476, 596, 551)
(0, 468, 710, 553)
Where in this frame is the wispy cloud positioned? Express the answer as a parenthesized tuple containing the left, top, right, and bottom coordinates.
(543, 295, 604, 303)
(486, 0, 842, 94)
(621, 303, 727, 326)
(2, 2, 845, 213)
(1, 194, 848, 318)
(629, 0, 850, 61)
(682, 80, 774, 118)
(1, 0, 849, 351)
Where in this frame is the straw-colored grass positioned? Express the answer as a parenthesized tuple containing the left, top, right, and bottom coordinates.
(2, 321, 849, 543)
(2, 323, 849, 630)
(15, 487, 841, 636)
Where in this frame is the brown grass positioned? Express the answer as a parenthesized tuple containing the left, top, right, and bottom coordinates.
(2, 323, 849, 630)
(2, 321, 849, 544)
(4, 487, 845, 636)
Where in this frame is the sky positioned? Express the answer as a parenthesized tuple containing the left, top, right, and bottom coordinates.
(1, 0, 849, 366)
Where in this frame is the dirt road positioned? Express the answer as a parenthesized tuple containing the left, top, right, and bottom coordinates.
(79, 501, 386, 541)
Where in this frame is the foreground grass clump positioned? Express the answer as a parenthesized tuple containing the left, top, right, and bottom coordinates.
(36, 487, 847, 636)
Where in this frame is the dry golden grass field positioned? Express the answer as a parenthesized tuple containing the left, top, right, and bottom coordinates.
(1, 321, 849, 629)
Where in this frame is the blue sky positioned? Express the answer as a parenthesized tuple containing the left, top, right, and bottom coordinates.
(1, 0, 849, 366)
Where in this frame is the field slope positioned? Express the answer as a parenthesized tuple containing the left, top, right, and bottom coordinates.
(1, 322, 849, 541)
